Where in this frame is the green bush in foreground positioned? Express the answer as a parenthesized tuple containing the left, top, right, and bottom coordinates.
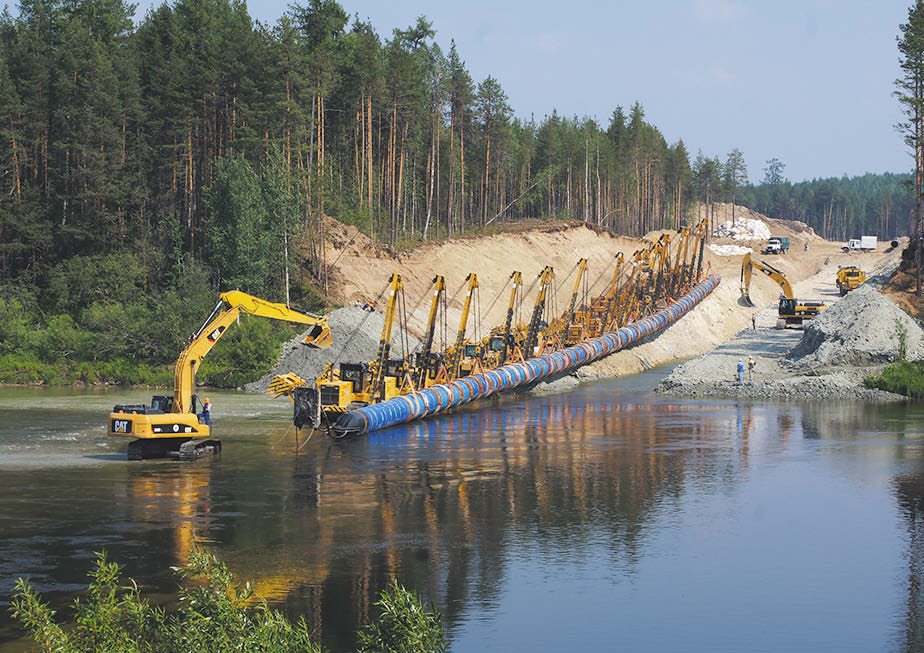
(11, 550, 446, 653)
(864, 360, 924, 398)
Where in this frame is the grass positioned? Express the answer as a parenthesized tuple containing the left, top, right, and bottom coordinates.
(864, 360, 924, 398)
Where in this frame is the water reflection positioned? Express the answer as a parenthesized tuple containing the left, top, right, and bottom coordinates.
(0, 385, 922, 652)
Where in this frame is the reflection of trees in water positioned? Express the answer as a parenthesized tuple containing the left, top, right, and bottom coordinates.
(895, 475, 924, 653)
(221, 396, 762, 650)
(798, 401, 911, 444)
(125, 395, 768, 651)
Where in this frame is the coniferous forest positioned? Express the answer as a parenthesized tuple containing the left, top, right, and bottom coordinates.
(0, 0, 916, 385)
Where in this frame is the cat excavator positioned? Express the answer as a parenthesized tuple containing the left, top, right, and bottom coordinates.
(108, 291, 332, 460)
(740, 253, 826, 327)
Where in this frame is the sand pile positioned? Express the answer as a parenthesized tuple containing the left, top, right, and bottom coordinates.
(707, 244, 752, 256)
(786, 285, 924, 369)
(245, 306, 421, 393)
(712, 218, 771, 241)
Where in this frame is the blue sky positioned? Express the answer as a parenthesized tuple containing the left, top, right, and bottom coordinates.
(130, 0, 910, 184)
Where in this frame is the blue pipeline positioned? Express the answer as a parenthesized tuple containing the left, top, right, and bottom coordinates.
(331, 273, 721, 436)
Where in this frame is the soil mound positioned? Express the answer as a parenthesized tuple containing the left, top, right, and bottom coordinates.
(786, 285, 924, 368)
(245, 306, 421, 394)
(712, 218, 771, 241)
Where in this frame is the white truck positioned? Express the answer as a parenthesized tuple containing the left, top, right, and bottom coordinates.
(841, 236, 877, 253)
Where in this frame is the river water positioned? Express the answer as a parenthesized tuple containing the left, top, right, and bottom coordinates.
(1, 372, 923, 652)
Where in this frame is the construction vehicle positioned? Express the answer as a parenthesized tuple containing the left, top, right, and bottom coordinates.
(108, 291, 332, 460)
(563, 258, 589, 346)
(410, 275, 447, 390)
(308, 274, 406, 429)
(763, 236, 790, 255)
(524, 266, 555, 358)
(841, 236, 877, 253)
(836, 266, 867, 295)
(482, 271, 523, 369)
(443, 273, 481, 380)
(740, 253, 826, 328)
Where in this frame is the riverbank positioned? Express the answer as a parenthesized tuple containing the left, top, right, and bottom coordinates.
(656, 283, 921, 401)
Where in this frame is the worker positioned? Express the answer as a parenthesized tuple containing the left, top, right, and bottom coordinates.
(751, 314, 756, 330)
(354, 298, 363, 308)
(736, 360, 744, 386)
(748, 356, 756, 381)
(199, 397, 211, 426)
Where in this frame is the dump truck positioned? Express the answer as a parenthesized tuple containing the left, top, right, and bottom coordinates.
(762, 236, 790, 255)
(836, 266, 866, 295)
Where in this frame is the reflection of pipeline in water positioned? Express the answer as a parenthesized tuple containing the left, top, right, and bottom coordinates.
(330, 274, 721, 436)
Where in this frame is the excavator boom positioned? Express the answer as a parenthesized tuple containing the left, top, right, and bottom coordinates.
(740, 252, 794, 307)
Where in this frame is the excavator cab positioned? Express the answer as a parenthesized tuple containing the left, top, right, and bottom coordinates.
(338, 363, 367, 394)
(384, 358, 408, 378)
(488, 335, 505, 352)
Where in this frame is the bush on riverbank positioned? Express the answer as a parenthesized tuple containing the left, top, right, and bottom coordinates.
(0, 261, 300, 388)
(863, 360, 924, 398)
(11, 549, 447, 653)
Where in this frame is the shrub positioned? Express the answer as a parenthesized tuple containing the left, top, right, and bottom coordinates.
(10, 550, 447, 653)
(864, 360, 924, 398)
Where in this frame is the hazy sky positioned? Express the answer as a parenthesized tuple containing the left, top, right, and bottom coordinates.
(131, 0, 911, 184)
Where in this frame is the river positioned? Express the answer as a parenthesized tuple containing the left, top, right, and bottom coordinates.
(0, 371, 922, 652)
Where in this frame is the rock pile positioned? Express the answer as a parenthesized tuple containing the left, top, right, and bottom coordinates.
(707, 244, 753, 256)
(786, 285, 924, 369)
(712, 218, 772, 241)
(244, 306, 422, 394)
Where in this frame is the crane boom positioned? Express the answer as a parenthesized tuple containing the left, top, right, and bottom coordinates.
(525, 266, 555, 358)
(448, 273, 479, 379)
(499, 271, 522, 366)
(416, 275, 446, 388)
(370, 274, 404, 402)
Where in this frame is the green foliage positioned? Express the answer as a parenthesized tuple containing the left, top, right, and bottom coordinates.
(198, 315, 293, 388)
(864, 360, 924, 398)
(10, 550, 446, 653)
(357, 578, 448, 653)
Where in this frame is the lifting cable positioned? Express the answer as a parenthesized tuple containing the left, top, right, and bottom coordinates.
(328, 278, 391, 371)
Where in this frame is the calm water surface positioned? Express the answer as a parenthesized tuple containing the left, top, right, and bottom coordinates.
(1, 371, 923, 652)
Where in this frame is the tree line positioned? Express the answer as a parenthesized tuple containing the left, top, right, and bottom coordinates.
(737, 166, 914, 241)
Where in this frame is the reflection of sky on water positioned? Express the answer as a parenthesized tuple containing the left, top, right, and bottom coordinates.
(0, 382, 922, 651)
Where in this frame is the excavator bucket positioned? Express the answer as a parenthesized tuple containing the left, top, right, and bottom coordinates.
(302, 322, 332, 349)
(740, 290, 755, 308)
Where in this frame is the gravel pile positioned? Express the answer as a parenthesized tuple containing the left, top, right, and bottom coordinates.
(785, 284, 924, 369)
(707, 244, 753, 256)
(244, 306, 421, 394)
(712, 218, 771, 241)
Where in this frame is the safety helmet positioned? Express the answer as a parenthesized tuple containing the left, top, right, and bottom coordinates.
(204, 397, 211, 404)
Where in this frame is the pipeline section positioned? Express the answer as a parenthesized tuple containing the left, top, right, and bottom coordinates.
(331, 273, 720, 437)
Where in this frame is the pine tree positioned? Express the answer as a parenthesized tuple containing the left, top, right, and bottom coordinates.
(896, 0, 924, 296)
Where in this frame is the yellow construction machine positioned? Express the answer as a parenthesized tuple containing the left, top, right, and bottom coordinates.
(482, 271, 523, 369)
(740, 253, 826, 328)
(108, 291, 331, 459)
(836, 266, 866, 295)
(410, 275, 447, 390)
(524, 266, 556, 358)
(441, 273, 482, 380)
(312, 274, 406, 428)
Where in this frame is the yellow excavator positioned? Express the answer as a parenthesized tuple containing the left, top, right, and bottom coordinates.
(108, 291, 332, 460)
(740, 253, 826, 328)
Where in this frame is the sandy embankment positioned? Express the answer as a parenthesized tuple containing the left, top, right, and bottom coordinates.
(262, 206, 902, 394)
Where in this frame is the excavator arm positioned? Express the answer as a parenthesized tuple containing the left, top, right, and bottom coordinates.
(525, 266, 555, 357)
(740, 252, 794, 307)
(173, 290, 331, 414)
